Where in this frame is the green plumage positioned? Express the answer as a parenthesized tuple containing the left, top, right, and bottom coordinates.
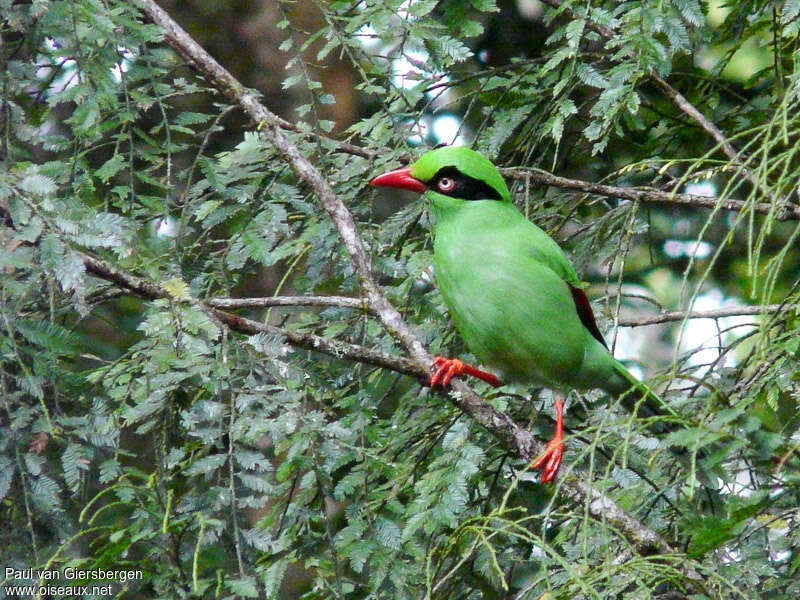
(410, 147, 635, 396)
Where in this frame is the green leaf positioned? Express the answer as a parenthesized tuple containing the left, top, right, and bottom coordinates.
(162, 277, 191, 300)
(260, 559, 289, 598)
(565, 19, 585, 49)
(409, 0, 437, 17)
(95, 154, 126, 182)
(18, 173, 57, 195)
(227, 577, 259, 598)
(375, 517, 402, 550)
(471, 0, 499, 12)
(576, 62, 609, 89)
(676, 0, 704, 27)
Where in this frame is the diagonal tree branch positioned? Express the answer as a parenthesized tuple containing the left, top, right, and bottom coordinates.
(648, 73, 742, 163)
(83, 247, 695, 566)
(135, 0, 684, 561)
(84, 245, 677, 559)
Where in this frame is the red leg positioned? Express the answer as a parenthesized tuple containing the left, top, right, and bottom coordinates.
(531, 398, 564, 484)
(429, 356, 502, 389)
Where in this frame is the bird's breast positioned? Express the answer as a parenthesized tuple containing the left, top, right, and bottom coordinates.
(432, 228, 588, 387)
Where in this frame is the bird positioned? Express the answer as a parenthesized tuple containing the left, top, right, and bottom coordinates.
(370, 146, 684, 483)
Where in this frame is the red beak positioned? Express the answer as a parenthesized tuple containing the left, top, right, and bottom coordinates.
(369, 167, 427, 194)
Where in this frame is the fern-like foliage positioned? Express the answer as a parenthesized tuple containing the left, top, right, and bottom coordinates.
(1, 1, 799, 599)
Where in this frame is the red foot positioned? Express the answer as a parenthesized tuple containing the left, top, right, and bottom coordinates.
(429, 356, 502, 389)
(531, 399, 564, 484)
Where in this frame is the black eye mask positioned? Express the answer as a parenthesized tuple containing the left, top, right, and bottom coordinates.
(430, 166, 503, 201)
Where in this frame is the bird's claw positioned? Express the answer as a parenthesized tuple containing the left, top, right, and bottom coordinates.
(530, 398, 565, 484)
(430, 357, 465, 388)
(430, 356, 501, 389)
(531, 437, 563, 484)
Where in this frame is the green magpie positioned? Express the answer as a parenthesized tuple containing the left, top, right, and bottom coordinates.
(370, 146, 677, 483)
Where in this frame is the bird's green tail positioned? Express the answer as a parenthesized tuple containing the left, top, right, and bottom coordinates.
(610, 360, 688, 434)
(611, 359, 714, 488)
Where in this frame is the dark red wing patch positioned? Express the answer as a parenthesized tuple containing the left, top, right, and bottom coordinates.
(568, 285, 608, 349)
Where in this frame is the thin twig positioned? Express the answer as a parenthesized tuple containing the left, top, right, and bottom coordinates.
(617, 304, 798, 328)
(207, 295, 371, 312)
(504, 168, 800, 220)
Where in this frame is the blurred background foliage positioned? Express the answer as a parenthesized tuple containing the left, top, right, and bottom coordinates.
(1, 0, 800, 598)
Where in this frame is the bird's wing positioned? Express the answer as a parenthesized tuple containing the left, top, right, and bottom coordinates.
(523, 222, 608, 349)
(568, 284, 608, 349)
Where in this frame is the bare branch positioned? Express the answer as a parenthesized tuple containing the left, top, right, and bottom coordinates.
(83, 254, 166, 300)
(209, 309, 424, 381)
(504, 168, 800, 220)
(207, 295, 371, 311)
(648, 73, 742, 164)
(617, 304, 799, 328)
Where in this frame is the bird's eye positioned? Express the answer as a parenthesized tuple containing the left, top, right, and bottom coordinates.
(436, 177, 456, 192)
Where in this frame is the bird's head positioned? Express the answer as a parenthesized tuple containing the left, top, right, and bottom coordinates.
(369, 146, 511, 203)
